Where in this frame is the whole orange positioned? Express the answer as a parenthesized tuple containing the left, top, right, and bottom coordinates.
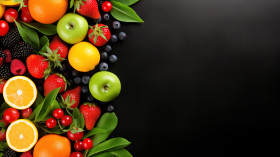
(33, 134, 71, 157)
(28, 0, 68, 24)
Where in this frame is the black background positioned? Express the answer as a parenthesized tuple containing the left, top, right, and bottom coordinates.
(110, 0, 280, 156)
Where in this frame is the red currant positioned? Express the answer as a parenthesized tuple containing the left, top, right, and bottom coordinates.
(70, 152, 83, 157)
(4, 8, 18, 23)
(74, 141, 84, 151)
(0, 131, 6, 141)
(67, 130, 84, 141)
(3, 108, 20, 123)
(21, 12, 33, 23)
(0, 20, 9, 36)
(53, 109, 64, 119)
(61, 115, 72, 126)
(46, 118, 57, 128)
(82, 138, 93, 150)
(21, 107, 33, 118)
(102, 1, 112, 12)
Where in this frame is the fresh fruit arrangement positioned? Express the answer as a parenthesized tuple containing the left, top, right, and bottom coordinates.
(0, 0, 143, 156)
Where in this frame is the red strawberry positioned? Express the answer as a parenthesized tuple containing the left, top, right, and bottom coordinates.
(75, 0, 100, 20)
(26, 54, 51, 79)
(44, 74, 67, 97)
(20, 150, 32, 157)
(0, 79, 7, 94)
(46, 36, 68, 68)
(88, 24, 111, 47)
(79, 103, 101, 130)
(3, 49, 12, 63)
(10, 59, 26, 75)
(61, 86, 81, 109)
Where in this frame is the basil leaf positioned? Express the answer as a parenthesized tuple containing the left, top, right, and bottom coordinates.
(82, 128, 108, 140)
(21, 22, 57, 35)
(92, 112, 118, 146)
(0, 102, 9, 118)
(90, 149, 133, 157)
(40, 35, 49, 53)
(111, 0, 144, 23)
(114, 0, 139, 5)
(87, 137, 131, 156)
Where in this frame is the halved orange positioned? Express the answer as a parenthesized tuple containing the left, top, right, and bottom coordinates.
(6, 119, 38, 152)
(3, 76, 37, 110)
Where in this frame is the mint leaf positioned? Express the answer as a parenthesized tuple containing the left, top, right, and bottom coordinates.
(114, 0, 139, 5)
(21, 22, 57, 35)
(111, 0, 144, 23)
(87, 137, 131, 156)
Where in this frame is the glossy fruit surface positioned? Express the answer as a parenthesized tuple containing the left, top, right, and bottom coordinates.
(6, 119, 38, 152)
(0, 20, 9, 36)
(3, 76, 37, 110)
(61, 115, 72, 126)
(46, 118, 57, 128)
(67, 130, 84, 141)
(21, 0, 33, 23)
(0, 130, 6, 141)
(102, 1, 112, 12)
(4, 8, 18, 23)
(28, 0, 68, 24)
(74, 141, 84, 151)
(3, 108, 20, 123)
(33, 134, 71, 157)
(68, 42, 100, 72)
(82, 138, 93, 150)
(71, 152, 83, 157)
(53, 109, 64, 119)
(21, 107, 32, 118)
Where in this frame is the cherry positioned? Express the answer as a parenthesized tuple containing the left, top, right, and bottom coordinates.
(70, 152, 83, 157)
(61, 115, 72, 126)
(82, 138, 93, 150)
(21, 107, 32, 118)
(53, 109, 64, 119)
(3, 108, 20, 123)
(102, 1, 112, 12)
(67, 130, 84, 141)
(4, 8, 18, 23)
(0, 20, 9, 36)
(0, 119, 9, 127)
(21, 13, 33, 23)
(0, 131, 6, 141)
(46, 118, 57, 128)
(74, 141, 84, 151)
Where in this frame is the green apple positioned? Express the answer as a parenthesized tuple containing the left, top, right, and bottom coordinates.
(89, 71, 121, 102)
(57, 13, 88, 44)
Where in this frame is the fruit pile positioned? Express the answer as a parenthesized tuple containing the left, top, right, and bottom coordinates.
(0, 0, 143, 157)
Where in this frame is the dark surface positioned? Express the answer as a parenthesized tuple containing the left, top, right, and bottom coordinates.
(110, 0, 280, 156)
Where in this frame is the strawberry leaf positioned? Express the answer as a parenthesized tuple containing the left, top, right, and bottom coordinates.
(71, 128, 83, 134)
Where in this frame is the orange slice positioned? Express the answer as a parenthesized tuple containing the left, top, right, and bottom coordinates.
(6, 119, 38, 152)
(3, 76, 37, 110)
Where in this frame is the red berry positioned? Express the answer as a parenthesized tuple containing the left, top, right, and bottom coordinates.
(21, 107, 32, 118)
(53, 108, 64, 119)
(70, 152, 83, 157)
(10, 59, 26, 75)
(3, 49, 12, 63)
(0, 79, 7, 94)
(0, 119, 9, 127)
(61, 115, 72, 126)
(3, 108, 20, 123)
(102, 1, 112, 12)
(46, 118, 57, 128)
(4, 8, 18, 23)
(74, 141, 84, 151)
(0, 20, 9, 36)
(67, 130, 84, 141)
(83, 138, 93, 150)
(21, 13, 33, 23)
(0, 131, 6, 141)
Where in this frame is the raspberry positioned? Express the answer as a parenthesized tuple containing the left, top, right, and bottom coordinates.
(20, 150, 32, 157)
(10, 59, 26, 75)
(3, 49, 12, 63)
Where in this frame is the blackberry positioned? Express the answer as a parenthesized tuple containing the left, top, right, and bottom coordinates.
(11, 42, 33, 59)
(0, 64, 12, 80)
(0, 49, 6, 59)
(3, 149, 17, 157)
(0, 27, 22, 47)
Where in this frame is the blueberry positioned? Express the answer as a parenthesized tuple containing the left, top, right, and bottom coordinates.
(110, 35, 118, 43)
(96, 16, 102, 23)
(118, 32, 127, 41)
(72, 70, 79, 77)
(82, 75, 90, 84)
(99, 62, 109, 71)
(109, 55, 118, 63)
(112, 21, 121, 30)
(105, 45, 112, 52)
(82, 86, 89, 93)
(74, 77, 81, 84)
(107, 105, 114, 112)
(102, 13, 110, 21)
(101, 52, 108, 60)
(58, 63, 67, 72)
(87, 95, 94, 102)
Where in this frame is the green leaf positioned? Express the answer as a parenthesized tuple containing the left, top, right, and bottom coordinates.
(39, 125, 64, 134)
(114, 0, 139, 5)
(89, 149, 133, 157)
(14, 20, 40, 50)
(21, 22, 57, 35)
(70, 0, 75, 8)
(40, 35, 50, 53)
(82, 128, 108, 140)
(92, 112, 118, 146)
(0, 102, 9, 118)
(0, 153, 3, 157)
(0, 141, 9, 152)
(87, 137, 131, 156)
(72, 108, 85, 129)
(111, 0, 144, 23)
(28, 100, 44, 121)
(34, 91, 44, 108)
(0, 122, 5, 128)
